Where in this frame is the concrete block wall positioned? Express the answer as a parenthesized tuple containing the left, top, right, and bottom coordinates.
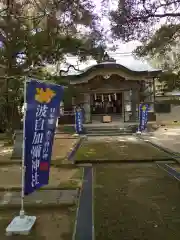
(156, 105, 180, 123)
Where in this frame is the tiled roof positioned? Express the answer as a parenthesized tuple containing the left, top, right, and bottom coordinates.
(61, 62, 161, 81)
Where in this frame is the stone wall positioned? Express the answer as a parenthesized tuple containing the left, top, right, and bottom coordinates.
(156, 105, 180, 123)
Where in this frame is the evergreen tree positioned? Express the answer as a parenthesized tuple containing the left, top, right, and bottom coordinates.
(0, 0, 106, 136)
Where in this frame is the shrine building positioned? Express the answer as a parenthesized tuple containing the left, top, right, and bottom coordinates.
(60, 53, 161, 123)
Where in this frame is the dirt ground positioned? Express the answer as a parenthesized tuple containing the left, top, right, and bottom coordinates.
(0, 208, 75, 240)
(0, 134, 78, 161)
(0, 135, 78, 240)
(94, 163, 180, 240)
(52, 135, 78, 160)
(0, 165, 82, 187)
(0, 142, 13, 160)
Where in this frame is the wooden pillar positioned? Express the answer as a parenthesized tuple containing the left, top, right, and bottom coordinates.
(123, 91, 131, 122)
(83, 93, 91, 123)
(131, 89, 138, 121)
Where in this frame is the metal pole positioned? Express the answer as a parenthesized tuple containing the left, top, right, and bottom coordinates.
(20, 79, 27, 218)
(74, 106, 77, 134)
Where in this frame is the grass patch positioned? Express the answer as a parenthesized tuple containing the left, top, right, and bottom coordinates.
(94, 164, 180, 240)
(74, 142, 117, 160)
(74, 139, 170, 161)
(58, 167, 83, 188)
(0, 207, 76, 240)
(72, 166, 83, 179)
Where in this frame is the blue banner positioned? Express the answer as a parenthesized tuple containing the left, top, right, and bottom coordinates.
(138, 103, 149, 132)
(24, 79, 64, 195)
(75, 108, 83, 134)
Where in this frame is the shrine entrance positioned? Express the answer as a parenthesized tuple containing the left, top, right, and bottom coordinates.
(91, 92, 123, 115)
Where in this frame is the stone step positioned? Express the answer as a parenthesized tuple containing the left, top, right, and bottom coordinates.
(86, 127, 135, 136)
(84, 124, 138, 136)
(86, 127, 137, 133)
(86, 128, 130, 132)
(0, 189, 78, 207)
(86, 132, 133, 136)
(85, 128, 119, 132)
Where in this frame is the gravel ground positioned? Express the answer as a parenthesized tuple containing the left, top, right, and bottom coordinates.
(94, 163, 180, 240)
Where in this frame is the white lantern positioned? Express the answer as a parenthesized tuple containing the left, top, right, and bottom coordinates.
(108, 94, 111, 101)
(114, 93, 117, 101)
(101, 94, 104, 102)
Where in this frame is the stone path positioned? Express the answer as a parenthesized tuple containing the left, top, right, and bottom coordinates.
(144, 128, 180, 154)
(0, 189, 78, 206)
(87, 135, 140, 142)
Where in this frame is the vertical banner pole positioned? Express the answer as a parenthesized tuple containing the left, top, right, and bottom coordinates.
(137, 103, 142, 134)
(6, 78, 36, 236)
(20, 79, 27, 218)
(74, 107, 83, 136)
(6, 78, 64, 236)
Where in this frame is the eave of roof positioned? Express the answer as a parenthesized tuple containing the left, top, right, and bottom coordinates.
(61, 62, 162, 81)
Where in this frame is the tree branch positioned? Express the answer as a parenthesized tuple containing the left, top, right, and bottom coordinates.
(129, 12, 180, 23)
(59, 64, 83, 76)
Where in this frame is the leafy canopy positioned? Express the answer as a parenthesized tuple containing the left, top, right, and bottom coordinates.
(0, 0, 106, 76)
(109, 0, 180, 91)
(110, 0, 180, 41)
(0, 0, 106, 135)
(133, 24, 180, 91)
